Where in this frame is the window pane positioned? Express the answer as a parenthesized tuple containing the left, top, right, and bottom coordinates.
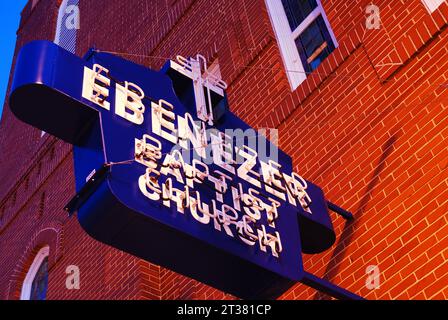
(30, 257, 49, 300)
(295, 15, 335, 72)
(281, 0, 318, 31)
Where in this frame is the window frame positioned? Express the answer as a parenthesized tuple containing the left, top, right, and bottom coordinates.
(54, 0, 69, 46)
(42, 0, 79, 138)
(20, 246, 49, 300)
(265, 0, 338, 90)
(422, 0, 446, 13)
(54, 0, 79, 51)
(31, 0, 40, 10)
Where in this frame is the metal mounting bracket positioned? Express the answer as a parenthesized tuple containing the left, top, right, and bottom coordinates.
(65, 164, 110, 216)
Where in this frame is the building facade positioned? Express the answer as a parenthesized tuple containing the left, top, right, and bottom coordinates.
(0, 0, 447, 300)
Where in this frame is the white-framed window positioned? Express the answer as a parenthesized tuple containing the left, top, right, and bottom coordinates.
(265, 0, 338, 90)
(423, 0, 446, 13)
(41, 0, 79, 138)
(54, 0, 79, 54)
(31, 0, 40, 9)
(20, 246, 50, 300)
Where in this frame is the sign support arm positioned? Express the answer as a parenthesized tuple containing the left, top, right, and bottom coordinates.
(327, 201, 354, 220)
(301, 271, 365, 300)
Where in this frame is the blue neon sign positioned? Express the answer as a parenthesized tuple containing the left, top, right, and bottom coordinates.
(8, 40, 360, 300)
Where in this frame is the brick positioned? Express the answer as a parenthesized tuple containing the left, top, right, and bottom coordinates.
(1, 0, 448, 301)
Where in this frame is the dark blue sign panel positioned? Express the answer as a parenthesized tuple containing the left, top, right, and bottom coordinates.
(10, 41, 338, 299)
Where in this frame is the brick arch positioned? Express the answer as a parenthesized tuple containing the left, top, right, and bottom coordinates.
(4, 221, 64, 300)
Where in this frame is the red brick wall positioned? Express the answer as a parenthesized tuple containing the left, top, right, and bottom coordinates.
(0, 0, 447, 300)
(0, 0, 160, 300)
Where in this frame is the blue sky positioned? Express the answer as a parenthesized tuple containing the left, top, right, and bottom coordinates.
(0, 0, 28, 120)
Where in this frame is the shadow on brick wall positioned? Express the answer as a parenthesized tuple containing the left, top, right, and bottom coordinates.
(314, 134, 398, 300)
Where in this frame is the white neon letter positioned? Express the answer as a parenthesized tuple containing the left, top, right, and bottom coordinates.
(82, 64, 110, 110)
(115, 81, 145, 125)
